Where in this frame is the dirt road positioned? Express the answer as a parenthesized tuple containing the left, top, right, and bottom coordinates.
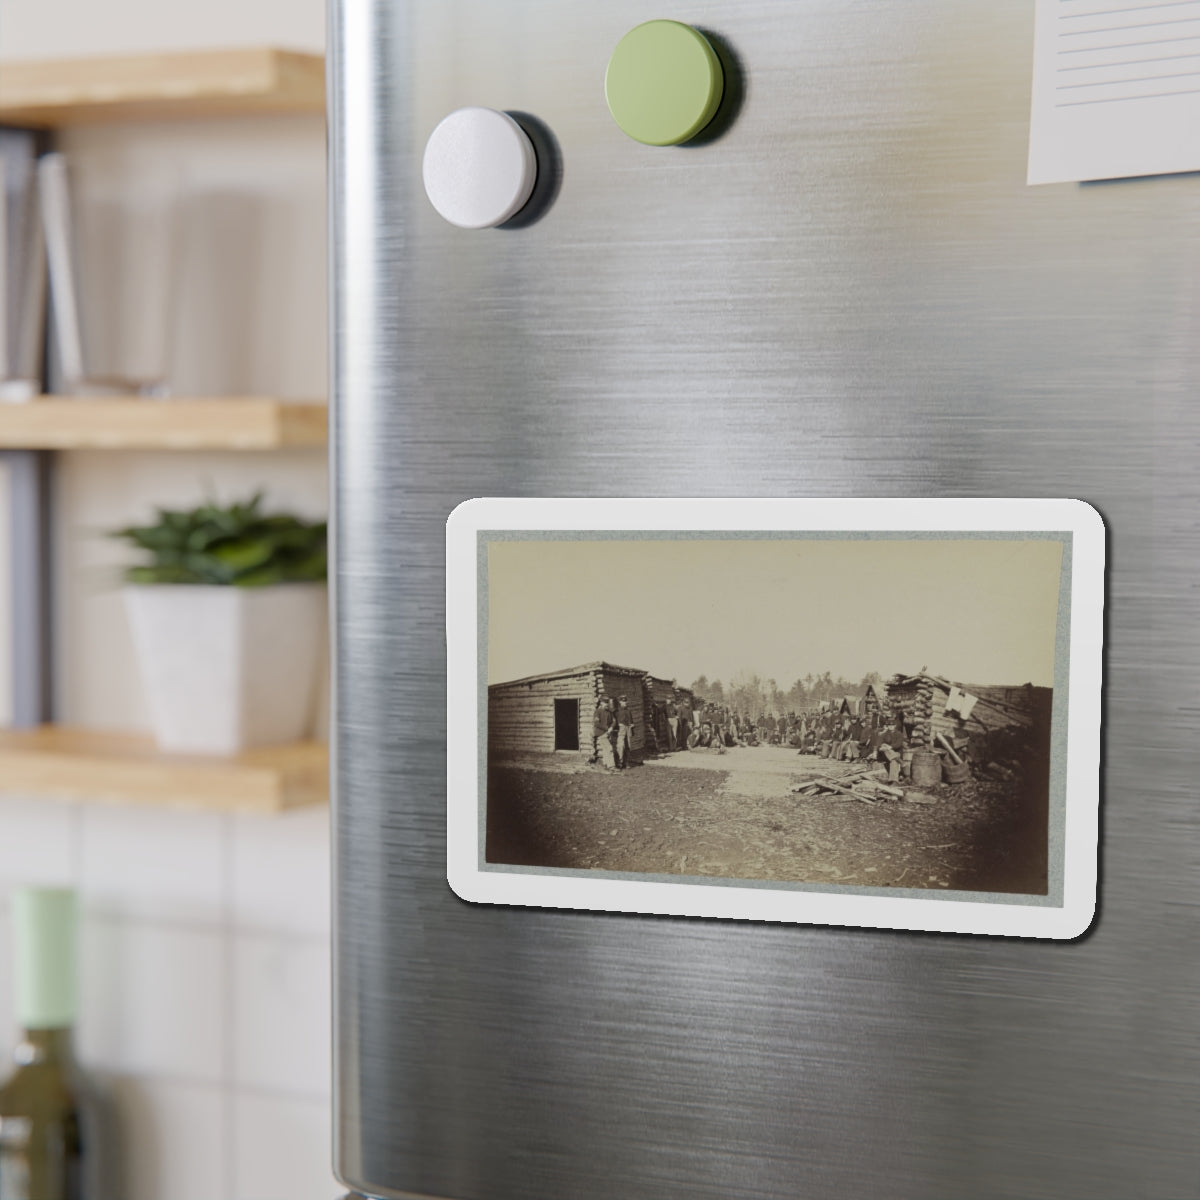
(486, 746, 1048, 895)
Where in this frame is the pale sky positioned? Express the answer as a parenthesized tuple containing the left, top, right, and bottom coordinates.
(487, 537, 1064, 689)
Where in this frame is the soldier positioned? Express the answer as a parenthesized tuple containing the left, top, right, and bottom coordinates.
(816, 712, 832, 757)
(614, 695, 634, 769)
(868, 714, 906, 783)
(842, 712, 865, 760)
(593, 693, 616, 769)
(833, 712, 857, 760)
(801, 721, 817, 754)
(677, 693, 694, 749)
(689, 721, 725, 754)
(665, 693, 679, 751)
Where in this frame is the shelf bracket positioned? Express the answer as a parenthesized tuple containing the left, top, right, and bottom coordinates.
(2, 448, 53, 727)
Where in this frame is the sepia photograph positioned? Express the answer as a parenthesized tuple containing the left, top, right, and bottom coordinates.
(446, 498, 1103, 937)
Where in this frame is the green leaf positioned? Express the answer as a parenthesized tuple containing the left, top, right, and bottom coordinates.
(233, 563, 290, 587)
(124, 564, 207, 585)
(210, 537, 276, 573)
(111, 495, 327, 588)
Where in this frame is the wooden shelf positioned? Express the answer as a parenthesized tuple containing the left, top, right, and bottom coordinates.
(0, 48, 325, 127)
(0, 726, 327, 813)
(0, 397, 327, 450)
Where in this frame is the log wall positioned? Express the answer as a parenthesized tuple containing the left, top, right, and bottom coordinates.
(488, 671, 598, 758)
(489, 666, 665, 761)
(928, 686, 968, 748)
(887, 676, 1051, 751)
(598, 670, 648, 757)
(886, 678, 943, 749)
(642, 676, 691, 754)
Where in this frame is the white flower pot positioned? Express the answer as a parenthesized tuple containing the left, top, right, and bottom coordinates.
(124, 583, 326, 756)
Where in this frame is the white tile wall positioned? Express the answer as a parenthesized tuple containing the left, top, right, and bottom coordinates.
(232, 806, 331, 937)
(80, 805, 225, 924)
(80, 917, 226, 1081)
(232, 1093, 339, 1200)
(0, 796, 78, 885)
(107, 1077, 227, 1200)
(0, 799, 334, 1196)
(233, 935, 331, 1098)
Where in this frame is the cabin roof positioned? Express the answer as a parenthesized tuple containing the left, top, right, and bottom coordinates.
(886, 672, 1040, 728)
(646, 675, 690, 692)
(490, 660, 651, 690)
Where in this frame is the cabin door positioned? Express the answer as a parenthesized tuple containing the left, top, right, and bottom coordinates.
(554, 699, 580, 751)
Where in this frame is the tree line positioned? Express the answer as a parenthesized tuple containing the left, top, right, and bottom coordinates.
(688, 669, 884, 717)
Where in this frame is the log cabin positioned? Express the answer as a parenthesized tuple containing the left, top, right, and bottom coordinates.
(862, 682, 886, 719)
(885, 672, 1050, 755)
(488, 661, 651, 761)
(642, 675, 694, 754)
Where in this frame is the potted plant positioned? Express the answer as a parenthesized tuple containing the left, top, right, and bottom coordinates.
(113, 494, 327, 756)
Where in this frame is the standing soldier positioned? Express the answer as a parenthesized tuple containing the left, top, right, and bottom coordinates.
(593, 693, 616, 769)
(614, 695, 635, 769)
(665, 693, 680, 751)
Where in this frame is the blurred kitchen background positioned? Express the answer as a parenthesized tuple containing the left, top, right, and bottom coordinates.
(0, 0, 334, 1197)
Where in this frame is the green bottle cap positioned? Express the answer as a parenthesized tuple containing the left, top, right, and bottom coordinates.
(605, 20, 724, 146)
(12, 887, 78, 1029)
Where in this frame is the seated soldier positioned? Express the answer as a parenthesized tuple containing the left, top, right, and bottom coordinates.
(867, 716, 906, 783)
(839, 713, 865, 761)
(821, 715, 839, 757)
(689, 721, 727, 754)
(829, 715, 852, 759)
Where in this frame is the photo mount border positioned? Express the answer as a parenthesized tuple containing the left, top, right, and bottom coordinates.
(446, 498, 1104, 940)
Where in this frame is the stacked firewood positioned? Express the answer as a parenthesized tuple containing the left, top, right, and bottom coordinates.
(891, 678, 936, 748)
(791, 763, 904, 808)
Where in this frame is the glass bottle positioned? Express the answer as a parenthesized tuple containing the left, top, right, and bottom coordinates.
(0, 888, 88, 1200)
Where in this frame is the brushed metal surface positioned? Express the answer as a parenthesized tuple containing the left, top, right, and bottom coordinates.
(330, 2, 1200, 1197)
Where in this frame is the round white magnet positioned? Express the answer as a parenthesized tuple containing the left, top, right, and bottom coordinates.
(422, 107, 538, 230)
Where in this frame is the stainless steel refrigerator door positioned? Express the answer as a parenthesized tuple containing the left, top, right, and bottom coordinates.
(329, 2, 1200, 1197)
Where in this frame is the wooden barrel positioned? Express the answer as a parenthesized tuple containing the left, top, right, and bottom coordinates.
(910, 750, 942, 787)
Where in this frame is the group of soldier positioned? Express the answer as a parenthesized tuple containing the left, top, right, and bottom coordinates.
(593, 689, 907, 783)
(796, 708, 908, 783)
(591, 692, 639, 770)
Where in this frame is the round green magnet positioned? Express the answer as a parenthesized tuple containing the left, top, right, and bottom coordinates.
(605, 20, 725, 147)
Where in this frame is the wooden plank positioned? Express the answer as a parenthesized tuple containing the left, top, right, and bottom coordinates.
(0, 726, 327, 812)
(808, 776, 880, 806)
(0, 48, 325, 127)
(0, 398, 327, 450)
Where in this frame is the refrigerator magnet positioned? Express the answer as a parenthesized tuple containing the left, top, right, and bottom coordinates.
(446, 498, 1104, 939)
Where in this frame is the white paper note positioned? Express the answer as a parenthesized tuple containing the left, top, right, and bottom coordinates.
(1028, 0, 1200, 184)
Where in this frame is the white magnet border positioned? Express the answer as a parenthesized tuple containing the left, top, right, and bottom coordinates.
(446, 497, 1104, 940)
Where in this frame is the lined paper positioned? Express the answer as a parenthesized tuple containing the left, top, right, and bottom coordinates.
(1028, 0, 1200, 183)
